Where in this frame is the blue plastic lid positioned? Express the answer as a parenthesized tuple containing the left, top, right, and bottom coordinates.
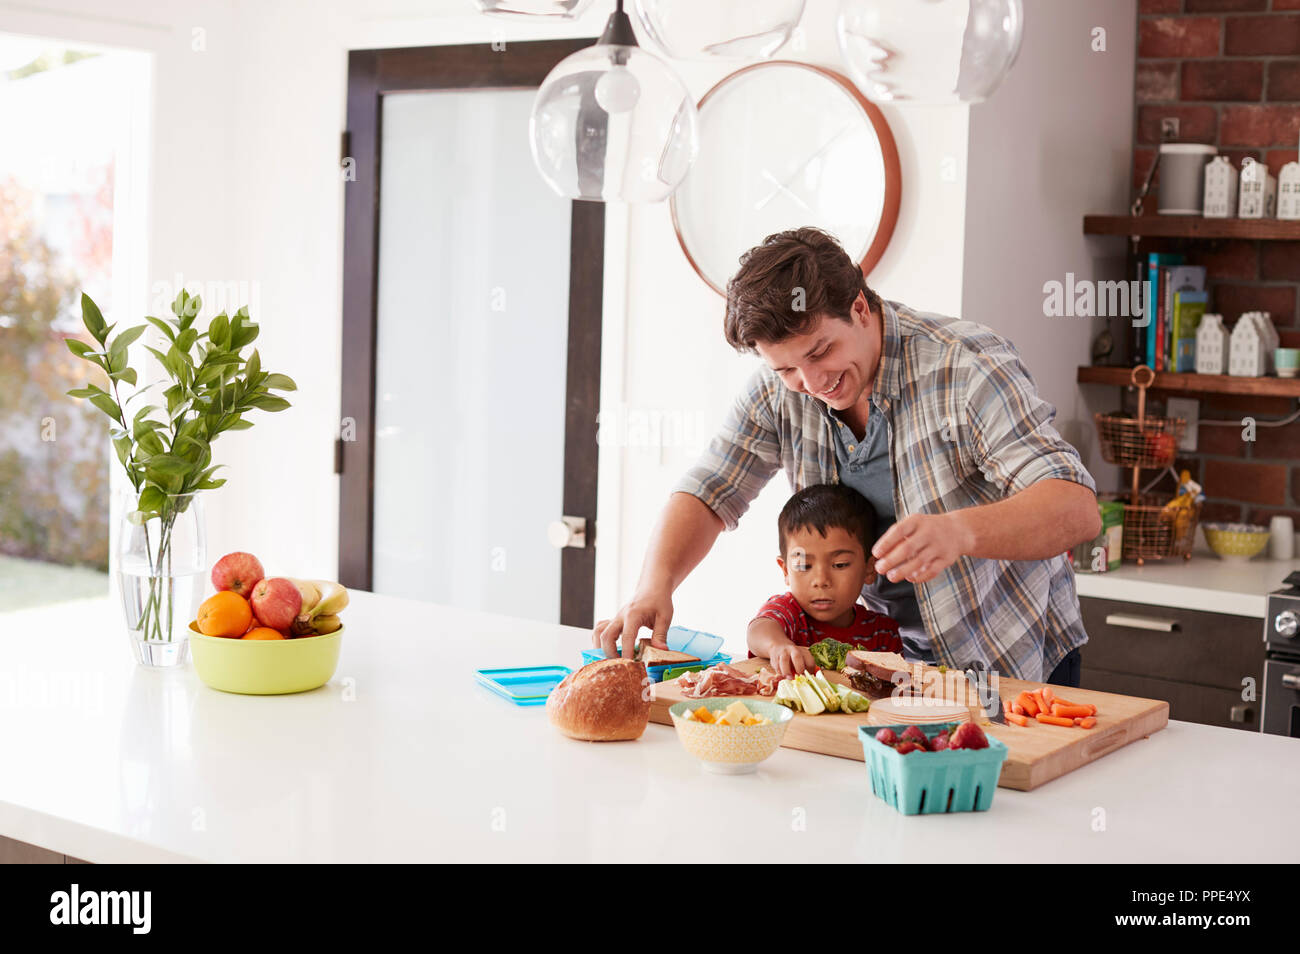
(475, 666, 571, 706)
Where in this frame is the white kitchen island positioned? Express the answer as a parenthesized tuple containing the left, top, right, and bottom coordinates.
(1, 591, 1297, 864)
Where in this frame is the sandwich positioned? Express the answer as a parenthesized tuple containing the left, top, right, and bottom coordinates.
(635, 637, 699, 667)
(842, 650, 912, 697)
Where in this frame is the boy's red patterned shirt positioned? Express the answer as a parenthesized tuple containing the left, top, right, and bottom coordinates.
(751, 592, 903, 654)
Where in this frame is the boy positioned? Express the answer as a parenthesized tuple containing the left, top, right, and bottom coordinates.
(748, 483, 903, 677)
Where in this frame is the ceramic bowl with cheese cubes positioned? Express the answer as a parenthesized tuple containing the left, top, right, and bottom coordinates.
(668, 698, 794, 774)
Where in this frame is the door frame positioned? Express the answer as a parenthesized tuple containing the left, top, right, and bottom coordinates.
(339, 40, 604, 628)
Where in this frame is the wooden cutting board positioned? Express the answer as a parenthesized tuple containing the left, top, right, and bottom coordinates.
(649, 658, 1169, 791)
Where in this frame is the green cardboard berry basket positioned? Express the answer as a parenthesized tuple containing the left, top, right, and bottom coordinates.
(858, 724, 1008, 815)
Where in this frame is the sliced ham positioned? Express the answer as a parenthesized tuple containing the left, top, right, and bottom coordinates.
(678, 663, 778, 698)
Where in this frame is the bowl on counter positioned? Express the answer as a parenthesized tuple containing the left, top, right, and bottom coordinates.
(1202, 523, 1270, 562)
(188, 622, 343, 694)
(668, 698, 793, 774)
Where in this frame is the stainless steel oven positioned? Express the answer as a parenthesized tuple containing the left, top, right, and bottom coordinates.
(1262, 576, 1300, 737)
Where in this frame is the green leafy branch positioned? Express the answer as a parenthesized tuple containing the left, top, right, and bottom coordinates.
(66, 288, 296, 520)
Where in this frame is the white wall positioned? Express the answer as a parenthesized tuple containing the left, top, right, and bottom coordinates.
(962, 0, 1136, 494)
(3, 0, 1128, 654)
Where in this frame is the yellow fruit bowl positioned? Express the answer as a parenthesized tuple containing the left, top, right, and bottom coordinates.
(1203, 523, 1270, 562)
(188, 623, 343, 695)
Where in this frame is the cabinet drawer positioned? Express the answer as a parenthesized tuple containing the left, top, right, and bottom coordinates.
(1080, 668, 1259, 732)
(1078, 596, 1264, 691)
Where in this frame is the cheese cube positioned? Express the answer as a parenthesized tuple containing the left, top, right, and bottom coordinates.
(722, 701, 753, 724)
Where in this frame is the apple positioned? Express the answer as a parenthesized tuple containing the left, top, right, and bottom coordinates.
(250, 577, 303, 631)
(211, 551, 265, 599)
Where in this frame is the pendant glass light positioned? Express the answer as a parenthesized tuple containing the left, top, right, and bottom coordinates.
(472, 0, 595, 18)
(632, 0, 806, 60)
(836, 0, 1023, 104)
(530, 0, 699, 202)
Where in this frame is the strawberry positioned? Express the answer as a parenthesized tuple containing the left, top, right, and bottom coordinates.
(900, 725, 928, 745)
(949, 722, 989, 750)
(875, 728, 898, 746)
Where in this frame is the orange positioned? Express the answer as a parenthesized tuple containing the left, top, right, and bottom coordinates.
(196, 591, 253, 637)
(242, 627, 286, 641)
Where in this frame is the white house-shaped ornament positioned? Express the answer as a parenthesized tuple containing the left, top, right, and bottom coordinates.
(1229, 313, 1267, 377)
(1203, 156, 1238, 217)
(1196, 313, 1228, 375)
(1278, 161, 1300, 220)
(1238, 157, 1277, 219)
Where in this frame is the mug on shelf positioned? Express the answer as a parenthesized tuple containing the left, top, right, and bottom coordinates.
(1276, 348, 1300, 379)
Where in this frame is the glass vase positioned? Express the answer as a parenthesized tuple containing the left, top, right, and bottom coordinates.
(116, 490, 206, 669)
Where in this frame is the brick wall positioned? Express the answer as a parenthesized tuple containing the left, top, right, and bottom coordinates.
(1126, 0, 1300, 528)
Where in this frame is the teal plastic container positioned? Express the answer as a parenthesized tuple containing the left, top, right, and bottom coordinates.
(858, 724, 1008, 815)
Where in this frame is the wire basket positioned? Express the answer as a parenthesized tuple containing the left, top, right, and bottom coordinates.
(1103, 492, 1201, 564)
(1094, 413, 1186, 469)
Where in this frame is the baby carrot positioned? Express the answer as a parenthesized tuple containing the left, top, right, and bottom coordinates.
(1041, 686, 1056, 706)
(1012, 702, 1026, 716)
(1079, 717, 1097, 729)
(1017, 692, 1040, 717)
(1052, 704, 1093, 719)
(1051, 696, 1097, 716)
(1006, 712, 1030, 727)
(1036, 713, 1076, 727)
(1032, 689, 1051, 715)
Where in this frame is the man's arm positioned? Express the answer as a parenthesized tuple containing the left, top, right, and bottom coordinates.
(950, 478, 1100, 560)
(874, 343, 1100, 584)
(639, 492, 725, 594)
(593, 493, 722, 659)
(873, 479, 1099, 584)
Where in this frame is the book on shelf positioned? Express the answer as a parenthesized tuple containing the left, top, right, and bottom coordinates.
(1170, 290, 1208, 372)
(1143, 253, 1183, 369)
(1160, 265, 1206, 371)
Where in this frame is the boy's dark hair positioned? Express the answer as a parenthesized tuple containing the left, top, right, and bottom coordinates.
(777, 483, 878, 560)
(724, 227, 884, 354)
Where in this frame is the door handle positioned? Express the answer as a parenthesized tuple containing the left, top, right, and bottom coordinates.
(1104, 613, 1179, 633)
(1282, 673, 1300, 690)
(547, 516, 587, 549)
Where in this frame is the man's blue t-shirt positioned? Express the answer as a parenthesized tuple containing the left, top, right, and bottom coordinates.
(825, 402, 933, 662)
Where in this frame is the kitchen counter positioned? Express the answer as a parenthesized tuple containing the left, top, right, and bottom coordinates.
(1, 592, 1298, 863)
(1072, 546, 1299, 618)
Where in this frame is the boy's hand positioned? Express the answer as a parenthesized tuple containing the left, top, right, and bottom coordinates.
(768, 644, 815, 679)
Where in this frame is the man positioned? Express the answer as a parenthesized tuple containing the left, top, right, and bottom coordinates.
(592, 228, 1101, 684)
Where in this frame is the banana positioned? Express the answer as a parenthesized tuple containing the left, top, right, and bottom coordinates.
(288, 578, 322, 614)
(310, 580, 350, 618)
(283, 579, 350, 636)
(311, 614, 342, 635)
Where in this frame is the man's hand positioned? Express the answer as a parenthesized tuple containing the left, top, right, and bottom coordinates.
(872, 512, 974, 585)
(768, 643, 815, 678)
(592, 587, 673, 660)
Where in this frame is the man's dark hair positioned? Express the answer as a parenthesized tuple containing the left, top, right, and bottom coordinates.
(723, 227, 884, 354)
(777, 483, 879, 561)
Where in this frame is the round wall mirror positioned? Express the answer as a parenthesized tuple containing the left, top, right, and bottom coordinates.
(670, 61, 901, 297)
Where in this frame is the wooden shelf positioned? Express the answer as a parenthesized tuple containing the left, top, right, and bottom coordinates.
(1083, 214, 1300, 241)
(1078, 365, 1300, 397)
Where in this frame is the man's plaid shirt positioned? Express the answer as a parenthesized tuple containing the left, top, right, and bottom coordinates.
(671, 298, 1097, 681)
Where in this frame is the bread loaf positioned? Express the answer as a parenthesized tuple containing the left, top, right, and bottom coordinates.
(546, 658, 650, 741)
